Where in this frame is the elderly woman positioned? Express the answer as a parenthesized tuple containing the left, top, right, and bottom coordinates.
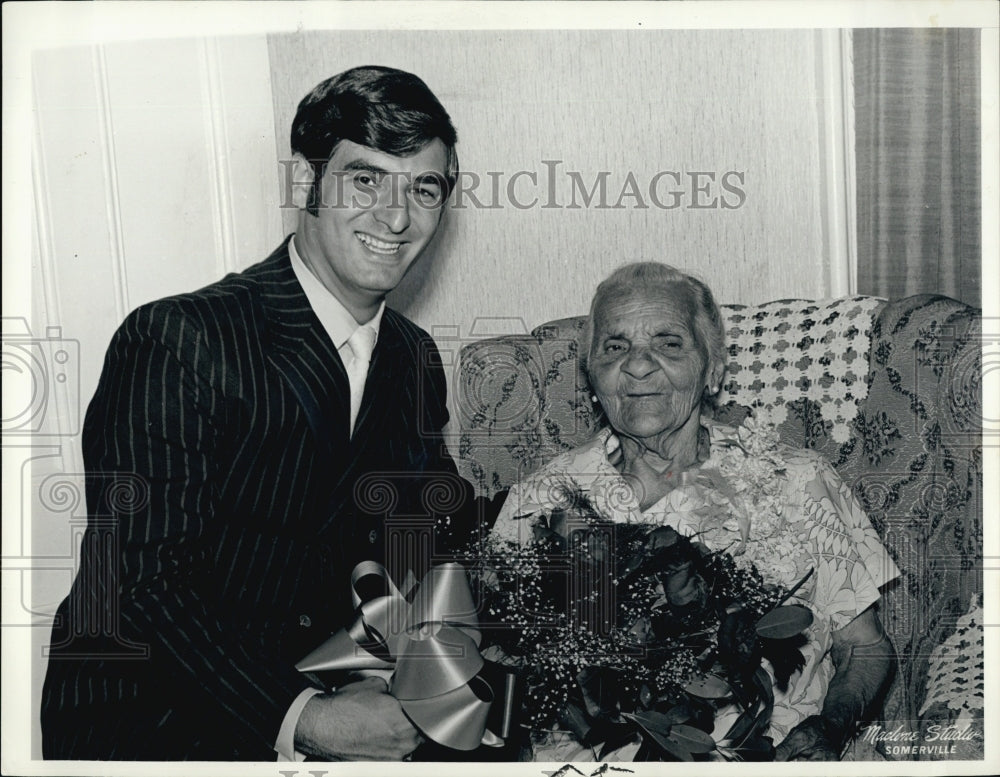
(491, 262, 898, 761)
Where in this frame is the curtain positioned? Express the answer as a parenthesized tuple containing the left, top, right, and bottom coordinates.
(853, 29, 982, 308)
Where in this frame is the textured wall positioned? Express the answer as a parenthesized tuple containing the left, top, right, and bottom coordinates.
(269, 29, 833, 340)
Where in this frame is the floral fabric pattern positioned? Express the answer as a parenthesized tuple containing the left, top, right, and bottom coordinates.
(492, 417, 901, 744)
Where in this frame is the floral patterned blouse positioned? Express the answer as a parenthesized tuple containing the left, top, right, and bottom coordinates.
(492, 416, 900, 753)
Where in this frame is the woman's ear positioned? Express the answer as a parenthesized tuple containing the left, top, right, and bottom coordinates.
(587, 384, 608, 428)
(289, 154, 317, 211)
(707, 362, 726, 395)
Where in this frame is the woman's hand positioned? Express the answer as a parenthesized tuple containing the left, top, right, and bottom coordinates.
(777, 606, 895, 761)
(774, 715, 841, 760)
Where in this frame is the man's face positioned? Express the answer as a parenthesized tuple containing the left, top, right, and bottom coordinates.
(294, 138, 449, 314)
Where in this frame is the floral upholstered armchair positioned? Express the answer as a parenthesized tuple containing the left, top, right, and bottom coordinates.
(456, 293, 983, 761)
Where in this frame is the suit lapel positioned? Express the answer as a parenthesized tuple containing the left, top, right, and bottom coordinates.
(314, 314, 410, 536)
(257, 242, 351, 455)
(256, 247, 423, 538)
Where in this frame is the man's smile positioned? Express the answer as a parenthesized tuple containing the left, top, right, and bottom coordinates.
(355, 231, 404, 255)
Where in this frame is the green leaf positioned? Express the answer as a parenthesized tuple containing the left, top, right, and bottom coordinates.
(634, 739, 654, 761)
(577, 665, 620, 719)
(731, 734, 776, 761)
(777, 567, 815, 606)
(625, 709, 674, 735)
(670, 724, 716, 753)
(743, 667, 775, 744)
(557, 702, 593, 744)
(623, 549, 645, 576)
(657, 735, 695, 762)
(661, 703, 692, 724)
(598, 728, 640, 759)
(714, 745, 742, 762)
(723, 700, 760, 744)
(683, 673, 732, 699)
(647, 525, 681, 549)
(752, 666, 774, 706)
(725, 675, 754, 711)
(755, 604, 813, 639)
(623, 712, 693, 762)
(547, 509, 568, 538)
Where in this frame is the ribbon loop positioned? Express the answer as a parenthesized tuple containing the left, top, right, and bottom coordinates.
(296, 561, 503, 751)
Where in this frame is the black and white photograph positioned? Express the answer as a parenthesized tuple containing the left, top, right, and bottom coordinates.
(2, 2, 996, 775)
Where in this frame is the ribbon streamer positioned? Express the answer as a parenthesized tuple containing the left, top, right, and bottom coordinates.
(296, 561, 503, 751)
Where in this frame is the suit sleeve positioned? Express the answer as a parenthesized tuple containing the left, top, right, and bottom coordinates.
(79, 301, 314, 751)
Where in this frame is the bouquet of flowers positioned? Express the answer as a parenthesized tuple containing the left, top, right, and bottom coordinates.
(462, 493, 815, 762)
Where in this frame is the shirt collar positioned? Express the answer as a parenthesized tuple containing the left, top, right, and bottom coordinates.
(288, 235, 384, 350)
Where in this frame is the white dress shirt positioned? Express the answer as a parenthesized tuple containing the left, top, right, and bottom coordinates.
(288, 236, 385, 400)
(275, 236, 385, 761)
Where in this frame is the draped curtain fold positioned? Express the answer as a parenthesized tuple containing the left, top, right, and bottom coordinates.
(853, 29, 982, 307)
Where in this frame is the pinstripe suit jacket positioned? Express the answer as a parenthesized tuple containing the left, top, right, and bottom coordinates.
(41, 238, 477, 760)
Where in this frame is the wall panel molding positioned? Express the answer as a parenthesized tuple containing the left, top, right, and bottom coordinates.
(93, 44, 130, 322)
(27, 36, 280, 759)
(212, 35, 283, 268)
(817, 29, 859, 297)
(30, 107, 59, 338)
(200, 37, 239, 277)
(30, 125, 83, 474)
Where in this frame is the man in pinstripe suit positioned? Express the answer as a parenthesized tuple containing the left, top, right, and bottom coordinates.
(41, 66, 481, 761)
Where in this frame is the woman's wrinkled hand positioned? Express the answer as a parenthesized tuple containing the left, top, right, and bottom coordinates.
(774, 715, 842, 761)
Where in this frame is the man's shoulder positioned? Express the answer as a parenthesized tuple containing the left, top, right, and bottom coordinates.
(378, 310, 451, 400)
(124, 242, 290, 326)
(381, 308, 436, 353)
(117, 242, 293, 352)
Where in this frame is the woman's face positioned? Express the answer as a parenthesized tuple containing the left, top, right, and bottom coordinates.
(588, 286, 715, 442)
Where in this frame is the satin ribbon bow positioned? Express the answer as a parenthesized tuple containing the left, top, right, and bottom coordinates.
(296, 560, 502, 751)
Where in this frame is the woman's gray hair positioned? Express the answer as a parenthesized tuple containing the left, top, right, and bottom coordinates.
(581, 262, 727, 386)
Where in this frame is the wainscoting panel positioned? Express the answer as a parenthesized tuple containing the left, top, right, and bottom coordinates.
(27, 34, 279, 758)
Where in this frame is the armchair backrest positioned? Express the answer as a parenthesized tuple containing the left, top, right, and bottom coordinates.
(456, 295, 886, 497)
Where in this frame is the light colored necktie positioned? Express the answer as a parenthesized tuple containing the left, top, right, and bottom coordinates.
(346, 325, 376, 436)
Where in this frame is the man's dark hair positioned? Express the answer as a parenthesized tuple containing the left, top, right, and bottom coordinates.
(291, 65, 459, 213)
